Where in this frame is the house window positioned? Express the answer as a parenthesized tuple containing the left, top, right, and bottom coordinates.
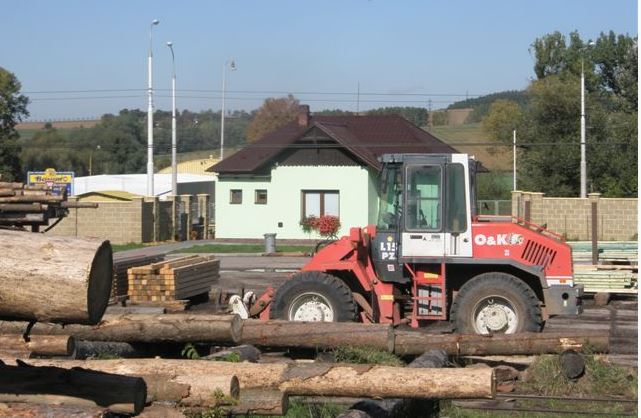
(302, 190, 339, 218)
(230, 189, 242, 204)
(255, 189, 268, 204)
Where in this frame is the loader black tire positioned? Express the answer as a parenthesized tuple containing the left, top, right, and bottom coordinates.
(450, 272, 542, 334)
(270, 271, 358, 322)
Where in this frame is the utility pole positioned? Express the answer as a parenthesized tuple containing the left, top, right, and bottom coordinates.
(220, 60, 236, 161)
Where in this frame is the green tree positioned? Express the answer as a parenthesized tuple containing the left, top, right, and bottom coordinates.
(0, 68, 29, 180)
(245, 95, 300, 142)
(517, 31, 637, 197)
(481, 99, 523, 142)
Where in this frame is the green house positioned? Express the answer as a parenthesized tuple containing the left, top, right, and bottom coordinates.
(208, 106, 459, 239)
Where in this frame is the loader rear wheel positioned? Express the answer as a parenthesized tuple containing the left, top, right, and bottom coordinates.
(270, 271, 357, 322)
(450, 272, 542, 334)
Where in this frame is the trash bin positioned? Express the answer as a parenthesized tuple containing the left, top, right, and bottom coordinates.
(264, 233, 277, 253)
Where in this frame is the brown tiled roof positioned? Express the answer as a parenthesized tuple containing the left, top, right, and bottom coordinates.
(209, 114, 461, 174)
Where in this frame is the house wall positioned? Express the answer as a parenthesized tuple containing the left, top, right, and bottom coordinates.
(512, 191, 638, 241)
(215, 165, 373, 239)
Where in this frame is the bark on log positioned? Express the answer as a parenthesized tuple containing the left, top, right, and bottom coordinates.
(74, 341, 147, 359)
(8, 359, 494, 400)
(1, 359, 239, 407)
(0, 402, 106, 418)
(0, 335, 75, 357)
(242, 319, 394, 352)
(393, 331, 609, 356)
(228, 389, 288, 416)
(0, 313, 242, 344)
(0, 362, 146, 414)
(0, 229, 113, 325)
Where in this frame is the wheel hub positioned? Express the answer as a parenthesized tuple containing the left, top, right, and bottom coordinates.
(473, 297, 518, 334)
(481, 305, 509, 331)
(289, 293, 334, 322)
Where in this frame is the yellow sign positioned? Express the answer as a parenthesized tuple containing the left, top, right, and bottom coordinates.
(27, 168, 74, 195)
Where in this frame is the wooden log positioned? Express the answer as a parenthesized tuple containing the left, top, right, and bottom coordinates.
(242, 319, 395, 352)
(0, 402, 106, 418)
(0, 230, 113, 325)
(1, 358, 238, 407)
(9, 359, 494, 400)
(338, 350, 448, 418)
(0, 361, 146, 414)
(0, 203, 44, 212)
(0, 195, 64, 203)
(393, 331, 609, 356)
(559, 350, 585, 380)
(228, 389, 288, 416)
(0, 313, 242, 344)
(74, 341, 147, 359)
(0, 335, 75, 357)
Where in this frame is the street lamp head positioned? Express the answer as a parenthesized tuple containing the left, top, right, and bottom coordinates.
(166, 41, 173, 47)
(229, 60, 237, 71)
(152, 19, 160, 25)
(588, 40, 595, 47)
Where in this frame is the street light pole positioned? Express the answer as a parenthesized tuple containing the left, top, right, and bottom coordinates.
(580, 41, 594, 198)
(220, 60, 236, 161)
(147, 19, 160, 197)
(89, 145, 101, 176)
(579, 58, 587, 198)
(512, 130, 517, 191)
(167, 41, 177, 197)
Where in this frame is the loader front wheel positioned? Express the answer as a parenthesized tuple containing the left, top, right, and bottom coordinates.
(450, 272, 542, 334)
(270, 271, 357, 322)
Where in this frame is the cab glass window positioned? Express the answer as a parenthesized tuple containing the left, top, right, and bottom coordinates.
(405, 165, 441, 231)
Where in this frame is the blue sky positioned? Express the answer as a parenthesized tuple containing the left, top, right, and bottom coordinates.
(2, 0, 637, 120)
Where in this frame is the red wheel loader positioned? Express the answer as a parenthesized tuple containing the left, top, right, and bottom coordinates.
(248, 154, 582, 333)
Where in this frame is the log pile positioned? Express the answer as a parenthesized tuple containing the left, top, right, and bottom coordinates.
(0, 181, 96, 231)
(127, 255, 220, 302)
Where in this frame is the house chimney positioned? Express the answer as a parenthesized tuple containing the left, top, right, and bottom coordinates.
(298, 104, 310, 126)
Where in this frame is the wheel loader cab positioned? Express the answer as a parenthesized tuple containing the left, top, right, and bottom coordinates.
(373, 154, 475, 282)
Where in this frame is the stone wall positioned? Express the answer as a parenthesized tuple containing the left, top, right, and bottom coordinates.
(512, 191, 638, 241)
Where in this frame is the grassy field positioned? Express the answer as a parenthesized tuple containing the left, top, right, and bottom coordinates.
(427, 123, 512, 171)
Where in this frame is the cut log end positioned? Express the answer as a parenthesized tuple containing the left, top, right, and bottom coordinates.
(86, 241, 113, 325)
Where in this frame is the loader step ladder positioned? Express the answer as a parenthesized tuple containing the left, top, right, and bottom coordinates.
(407, 263, 447, 327)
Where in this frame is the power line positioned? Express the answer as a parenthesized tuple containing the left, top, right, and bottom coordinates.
(23, 87, 484, 97)
(8, 141, 636, 151)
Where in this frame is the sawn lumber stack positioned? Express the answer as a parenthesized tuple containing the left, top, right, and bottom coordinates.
(127, 255, 219, 302)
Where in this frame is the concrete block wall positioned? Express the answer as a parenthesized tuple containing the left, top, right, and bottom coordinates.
(46, 196, 174, 244)
(512, 191, 638, 241)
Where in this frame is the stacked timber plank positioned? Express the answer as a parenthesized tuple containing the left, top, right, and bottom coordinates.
(0, 181, 96, 231)
(570, 241, 638, 293)
(573, 268, 637, 293)
(570, 241, 638, 266)
(111, 253, 165, 302)
(127, 255, 219, 302)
